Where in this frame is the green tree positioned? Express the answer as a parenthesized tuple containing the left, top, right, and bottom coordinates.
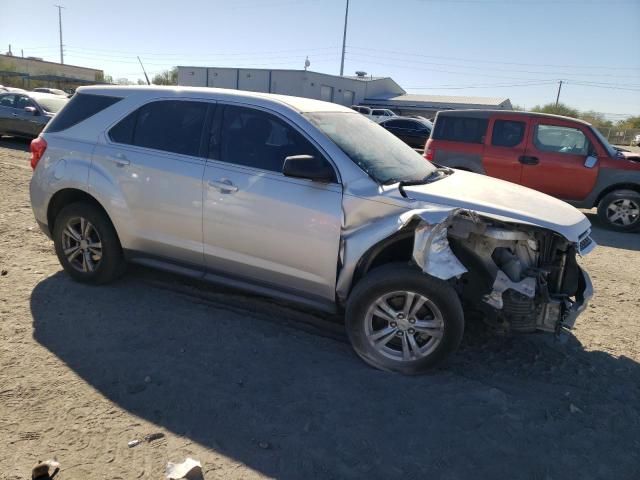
(616, 116, 640, 129)
(530, 102, 579, 118)
(152, 67, 178, 85)
(579, 110, 612, 129)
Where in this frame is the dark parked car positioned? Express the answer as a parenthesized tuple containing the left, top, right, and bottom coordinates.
(0, 92, 68, 138)
(380, 117, 433, 149)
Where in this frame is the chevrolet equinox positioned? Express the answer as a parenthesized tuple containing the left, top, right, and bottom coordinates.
(30, 86, 595, 374)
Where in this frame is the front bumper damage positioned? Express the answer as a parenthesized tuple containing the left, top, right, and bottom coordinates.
(338, 206, 595, 334)
(560, 267, 593, 331)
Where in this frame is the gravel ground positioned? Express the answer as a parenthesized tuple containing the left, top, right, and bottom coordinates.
(1, 137, 639, 480)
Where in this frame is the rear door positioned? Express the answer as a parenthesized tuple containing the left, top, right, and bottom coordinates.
(92, 99, 209, 266)
(202, 104, 343, 302)
(520, 119, 599, 200)
(482, 116, 528, 184)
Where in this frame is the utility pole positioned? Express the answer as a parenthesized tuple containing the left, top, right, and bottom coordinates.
(339, 0, 349, 76)
(555, 80, 563, 107)
(137, 56, 151, 85)
(55, 4, 64, 64)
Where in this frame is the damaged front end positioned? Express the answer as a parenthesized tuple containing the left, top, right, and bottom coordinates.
(339, 207, 594, 335)
(441, 212, 594, 334)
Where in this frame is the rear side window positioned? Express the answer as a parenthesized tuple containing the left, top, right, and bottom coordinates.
(433, 116, 488, 144)
(46, 93, 121, 133)
(491, 120, 525, 147)
(109, 100, 208, 157)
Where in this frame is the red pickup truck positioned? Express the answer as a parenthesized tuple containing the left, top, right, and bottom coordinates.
(425, 110, 640, 232)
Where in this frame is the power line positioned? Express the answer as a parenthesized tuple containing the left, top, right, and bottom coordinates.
(406, 81, 558, 90)
(346, 50, 640, 79)
(347, 45, 640, 71)
(62, 45, 340, 57)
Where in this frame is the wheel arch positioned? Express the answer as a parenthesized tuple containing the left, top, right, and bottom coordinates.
(349, 227, 417, 295)
(594, 183, 640, 207)
(47, 188, 114, 235)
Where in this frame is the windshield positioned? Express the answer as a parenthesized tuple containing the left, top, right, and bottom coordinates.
(33, 95, 68, 113)
(590, 126, 617, 157)
(305, 112, 436, 184)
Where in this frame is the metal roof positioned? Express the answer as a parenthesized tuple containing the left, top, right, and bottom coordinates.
(365, 94, 511, 107)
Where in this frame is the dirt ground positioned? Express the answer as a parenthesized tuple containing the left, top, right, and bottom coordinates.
(1, 137, 639, 480)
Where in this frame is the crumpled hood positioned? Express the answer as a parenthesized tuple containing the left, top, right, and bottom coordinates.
(620, 151, 640, 162)
(402, 170, 591, 242)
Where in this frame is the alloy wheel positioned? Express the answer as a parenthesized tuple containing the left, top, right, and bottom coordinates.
(61, 217, 103, 273)
(365, 291, 444, 362)
(606, 199, 640, 227)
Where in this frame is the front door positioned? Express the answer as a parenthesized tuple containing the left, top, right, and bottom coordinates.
(14, 95, 42, 137)
(202, 104, 343, 302)
(520, 119, 599, 201)
(91, 99, 209, 266)
(483, 116, 528, 184)
(0, 94, 19, 135)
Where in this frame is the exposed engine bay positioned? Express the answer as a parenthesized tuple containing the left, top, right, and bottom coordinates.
(411, 211, 594, 334)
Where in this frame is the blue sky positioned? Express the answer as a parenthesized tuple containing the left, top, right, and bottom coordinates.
(2, 0, 639, 119)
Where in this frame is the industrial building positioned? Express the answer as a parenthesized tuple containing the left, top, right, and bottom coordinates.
(0, 54, 104, 90)
(177, 66, 512, 117)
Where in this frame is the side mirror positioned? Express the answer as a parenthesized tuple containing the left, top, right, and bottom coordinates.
(584, 155, 598, 168)
(282, 155, 335, 183)
(24, 106, 37, 115)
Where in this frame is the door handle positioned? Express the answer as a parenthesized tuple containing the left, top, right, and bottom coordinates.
(518, 155, 539, 165)
(208, 179, 238, 193)
(109, 153, 130, 167)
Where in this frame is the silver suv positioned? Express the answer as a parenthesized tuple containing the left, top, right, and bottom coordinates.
(30, 86, 595, 374)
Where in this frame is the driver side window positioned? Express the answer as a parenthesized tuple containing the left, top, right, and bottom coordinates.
(217, 105, 336, 180)
(534, 124, 590, 155)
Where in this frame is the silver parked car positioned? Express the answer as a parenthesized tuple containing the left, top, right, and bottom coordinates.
(0, 91, 68, 138)
(29, 86, 595, 374)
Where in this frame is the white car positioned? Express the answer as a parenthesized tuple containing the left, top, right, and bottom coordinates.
(351, 105, 397, 123)
(634, 133, 640, 147)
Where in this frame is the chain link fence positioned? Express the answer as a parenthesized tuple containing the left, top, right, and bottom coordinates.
(596, 127, 640, 147)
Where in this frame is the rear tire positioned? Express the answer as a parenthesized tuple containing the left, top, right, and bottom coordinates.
(53, 202, 126, 284)
(346, 263, 464, 374)
(597, 190, 640, 232)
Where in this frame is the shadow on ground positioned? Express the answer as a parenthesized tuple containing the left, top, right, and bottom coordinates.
(31, 269, 640, 479)
(0, 136, 30, 153)
(583, 211, 640, 251)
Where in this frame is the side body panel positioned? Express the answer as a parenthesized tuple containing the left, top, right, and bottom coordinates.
(203, 161, 343, 301)
(482, 114, 528, 184)
(521, 117, 599, 201)
(89, 143, 206, 266)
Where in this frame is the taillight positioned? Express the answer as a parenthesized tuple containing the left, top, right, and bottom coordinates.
(30, 136, 47, 170)
(425, 146, 434, 162)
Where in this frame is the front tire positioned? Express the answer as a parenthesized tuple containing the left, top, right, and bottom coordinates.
(597, 190, 640, 232)
(346, 264, 464, 374)
(53, 202, 125, 284)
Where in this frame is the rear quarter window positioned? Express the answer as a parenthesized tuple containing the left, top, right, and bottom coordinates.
(45, 93, 122, 133)
(433, 116, 488, 144)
